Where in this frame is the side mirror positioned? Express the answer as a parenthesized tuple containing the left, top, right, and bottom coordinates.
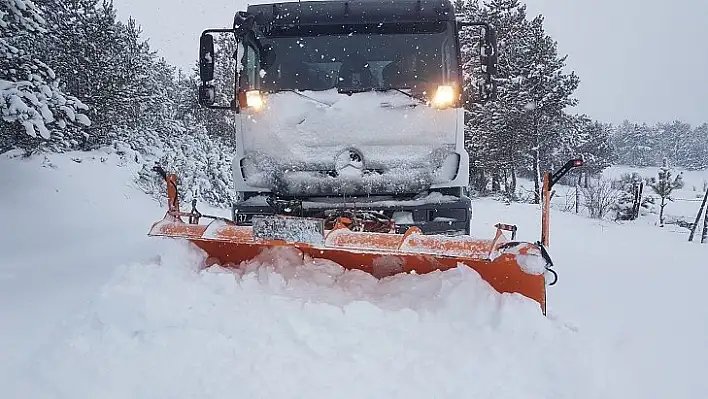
(477, 79, 497, 103)
(458, 21, 499, 103)
(197, 27, 243, 111)
(199, 34, 215, 82)
(198, 83, 216, 106)
(481, 27, 497, 77)
(480, 26, 498, 102)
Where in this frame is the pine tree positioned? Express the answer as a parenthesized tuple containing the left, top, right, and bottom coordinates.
(610, 120, 660, 167)
(518, 14, 579, 202)
(2, 0, 237, 207)
(135, 68, 237, 208)
(649, 158, 680, 227)
(461, 0, 534, 195)
(562, 115, 615, 178)
(0, 0, 90, 147)
(458, 1, 584, 200)
(684, 123, 708, 170)
(657, 120, 692, 166)
(28, 1, 166, 150)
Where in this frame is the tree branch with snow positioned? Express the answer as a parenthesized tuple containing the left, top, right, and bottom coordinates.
(1, 0, 91, 140)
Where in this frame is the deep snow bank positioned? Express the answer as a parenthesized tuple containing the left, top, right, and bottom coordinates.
(1, 148, 664, 399)
(0, 148, 163, 388)
(467, 197, 708, 399)
(17, 240, 633, 399)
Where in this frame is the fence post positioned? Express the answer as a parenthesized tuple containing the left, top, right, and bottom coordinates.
(631, 184, 639, 220)
(634, 181, 644, 220)
(702, 200, 708, 244)
(688, 190, 708, 242)
(542, 173, 551, 247)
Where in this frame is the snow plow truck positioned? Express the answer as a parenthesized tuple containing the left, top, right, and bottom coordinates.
(148, 0, 583, 315)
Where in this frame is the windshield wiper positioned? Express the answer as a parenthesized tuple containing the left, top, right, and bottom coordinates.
(375, 88, 428, 105)
(337, 87, 373, 95)
(280, 89, 333, 107)
(337, 87, 426, 106)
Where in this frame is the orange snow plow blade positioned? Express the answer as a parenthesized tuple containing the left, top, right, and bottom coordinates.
(148, 174, 552, 314)
(149, 217, 548, 312)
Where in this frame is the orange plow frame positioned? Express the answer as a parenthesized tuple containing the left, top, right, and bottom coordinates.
(148, 173, 566, 315)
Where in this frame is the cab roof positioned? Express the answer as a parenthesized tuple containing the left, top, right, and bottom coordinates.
(246, 0, 456, 27)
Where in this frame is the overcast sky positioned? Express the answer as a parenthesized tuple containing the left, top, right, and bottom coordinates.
(112, 0, 708, 126)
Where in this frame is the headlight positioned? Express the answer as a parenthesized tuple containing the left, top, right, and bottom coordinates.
(245, 90, 264, 109)
(431, 85, 456, 108)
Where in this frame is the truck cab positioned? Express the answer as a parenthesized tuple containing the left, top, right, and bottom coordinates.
(198, 0, 497, 235)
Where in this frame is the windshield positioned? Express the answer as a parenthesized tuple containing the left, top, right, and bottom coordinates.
(242, 24, 458, 94)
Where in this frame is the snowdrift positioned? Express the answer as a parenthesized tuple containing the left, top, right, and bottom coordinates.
(9, 148, 708, 398)
(17, 241, 630, 399)
(0, 148, 165, 386)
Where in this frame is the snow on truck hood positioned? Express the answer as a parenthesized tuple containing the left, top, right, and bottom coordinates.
(239, 90, 460, 196)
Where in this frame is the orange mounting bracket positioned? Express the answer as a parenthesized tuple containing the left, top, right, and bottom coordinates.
(541, 158, 585, 247)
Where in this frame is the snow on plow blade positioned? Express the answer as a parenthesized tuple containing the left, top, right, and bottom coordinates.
(147, 172, 553, 314)
(148, 214, 549, 314)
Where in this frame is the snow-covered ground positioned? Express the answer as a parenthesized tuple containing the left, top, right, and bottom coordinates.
(0, 149, 163, 388)
(1, 149, 706, 398)
(604, 165, 708, 221)
(515, 165, 708, 225)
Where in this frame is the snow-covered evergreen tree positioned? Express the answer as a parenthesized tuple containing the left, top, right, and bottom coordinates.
(611, 120, 657, 167)
(33, 0, 126, 148)
(680, 123, 708, 170)
(657, 120, 692, 167)
(649, 158, 681, 226)
(133, 69, 236, 208)
(1, 0, 237, 207)
(519, 14, 580, 202)
(460, 0, 534, 195)
(544, 115, 616, 188)
(0, 0, 90, 147)
(459, 0, 585, 201)
(610, 119, 708, 170)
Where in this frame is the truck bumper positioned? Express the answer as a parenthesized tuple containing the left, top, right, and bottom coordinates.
(232, 195, 472, 235)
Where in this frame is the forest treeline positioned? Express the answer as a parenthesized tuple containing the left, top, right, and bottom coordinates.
(2, 0, 705, 205)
